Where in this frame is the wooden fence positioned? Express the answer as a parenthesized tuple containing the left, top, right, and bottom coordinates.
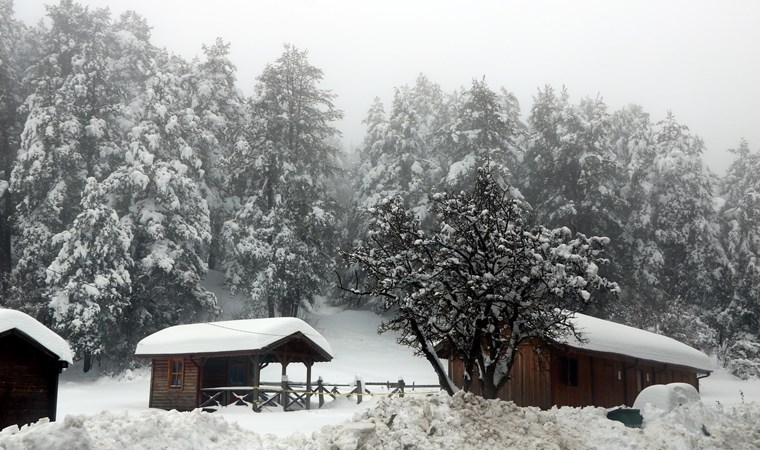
(199, 377, 441, 412)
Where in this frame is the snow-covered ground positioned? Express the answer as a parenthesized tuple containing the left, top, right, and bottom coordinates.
(2, 274, 760, 448)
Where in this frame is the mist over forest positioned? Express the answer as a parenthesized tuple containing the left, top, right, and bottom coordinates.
(0, 0, 758, 380)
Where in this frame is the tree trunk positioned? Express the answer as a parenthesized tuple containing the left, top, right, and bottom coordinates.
(0, 125, 12, 295)
(267, 297, 275, 318)
(462, 358, 475, 393)
(408, 318, 455, 396)
(480, 365, 499, 399)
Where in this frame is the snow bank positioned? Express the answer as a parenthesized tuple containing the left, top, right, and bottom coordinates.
(0, 308, 73, 364)
(562, 313, 712, 371)
(633, 382, 701, 413)
(0, 410, 259, 450)
(309, 392, 760, 450)
(135, 317, 332, 357)
(3, 392, 760, 449)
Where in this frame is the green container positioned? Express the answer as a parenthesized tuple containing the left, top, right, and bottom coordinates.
(606, 408, 643, 428)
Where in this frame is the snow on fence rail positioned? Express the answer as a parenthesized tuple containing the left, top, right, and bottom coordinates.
(199, 377, 442, 412)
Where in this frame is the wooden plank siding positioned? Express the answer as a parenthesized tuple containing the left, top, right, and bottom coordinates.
(551, 351, 594, 407)
(0, 332, 62, 428)
(444, 341, 705, 409)
(655, 366, 698, 389)
(624, 364, 657, 406)
(498, 341, 552, 409)
(149, 357, 201, 411)
(590, 357, 625, 407)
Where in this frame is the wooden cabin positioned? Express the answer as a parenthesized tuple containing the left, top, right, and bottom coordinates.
(135, 317, 332, 412)
(437, 313, 712, 409)
(0, 309, 73, 429)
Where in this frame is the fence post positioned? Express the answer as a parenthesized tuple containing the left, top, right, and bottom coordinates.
(355, 376, 364, 405)
(398, 377, 405, 398)
(317, 376, 325, 408)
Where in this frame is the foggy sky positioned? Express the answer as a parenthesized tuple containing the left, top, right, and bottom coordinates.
(15, 0, 760, 175)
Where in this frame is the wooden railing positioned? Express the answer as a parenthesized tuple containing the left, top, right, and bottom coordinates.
(199, 377, 441, 412)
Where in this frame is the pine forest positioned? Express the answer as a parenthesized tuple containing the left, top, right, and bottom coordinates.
(1, 0, 759, 381)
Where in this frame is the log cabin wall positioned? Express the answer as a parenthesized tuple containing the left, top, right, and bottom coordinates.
(497, 341, 551, 409)
(552, 350, 702, 408)
(149, 357, 200, 411)
(624, 364, 656, 405)
(589, 356, 626, 407)
(655, 366, 699, 389)
(444, 341, 705, 409)
(451, 359, 466, 392)
(550, 350, 593, 407)
(0, 333, 61, 429)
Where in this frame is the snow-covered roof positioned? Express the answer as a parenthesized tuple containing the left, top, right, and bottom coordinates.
(0, 309, 73, 364)
(135, 317, 333, 360)
(559, 313, 712, 372)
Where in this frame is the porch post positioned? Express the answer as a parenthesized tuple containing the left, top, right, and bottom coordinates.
(252, 354, 261, 412)
(305, 361, 312, 410)
(280, 359, 289, 408)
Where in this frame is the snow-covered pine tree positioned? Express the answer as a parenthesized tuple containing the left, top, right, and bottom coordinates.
(717, 140, 760, 378)
(352, 97, 387, 236)
(99, 50, 219, 348)
(329, 98, 389, 309)
(358, 97, 387, 167)
(609, 104, 654, 175)
(522, 89, 628, 318)
(605, 105, 661, 325)
(9, 0, 132, 314)
(357, 85, 436, 214)
(622, 113, 728, 343)
(187, 38, 245, 269)
(0, 0, 30, 291)
(54, 122, 218, 369)
(520, 85, 569, 212)
(104, 153, 217, 347)
(110, 10, 154, 103)
(354, 97, 391, 208)
(524, 87, 626, 237)
(342, 163, 619, 399)
(224, 45, 342, 318)
(45, 178, 133, 369)
(438, 78, 523, 191)
(655, 115, 728, 316)
(428, 86, 466, 177)
(406, 73, 444, 142)
(34, 10, 218, 368)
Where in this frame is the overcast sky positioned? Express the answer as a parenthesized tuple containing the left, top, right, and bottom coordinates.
(14, 0, 760, 175)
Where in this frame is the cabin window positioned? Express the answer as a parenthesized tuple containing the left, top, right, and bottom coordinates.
(558, 357, 579, 387)
(636, 370, 643, 392)
(169, 359, 184, 388)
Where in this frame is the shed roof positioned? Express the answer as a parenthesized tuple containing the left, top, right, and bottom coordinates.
(0, 309, 73, 364)
(134, 317, 333, 361)
(559, 313, 712, 372)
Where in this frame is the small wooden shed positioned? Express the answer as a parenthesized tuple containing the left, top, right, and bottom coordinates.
(437, 313, 712, 409)
(135, 317, 332, 412)
(0, 309, 73, 429)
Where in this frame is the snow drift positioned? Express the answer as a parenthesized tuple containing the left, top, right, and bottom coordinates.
(3, 391, 759, 449)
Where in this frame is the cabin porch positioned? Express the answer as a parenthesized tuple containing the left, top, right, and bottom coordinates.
(197, 352, 317, 412)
